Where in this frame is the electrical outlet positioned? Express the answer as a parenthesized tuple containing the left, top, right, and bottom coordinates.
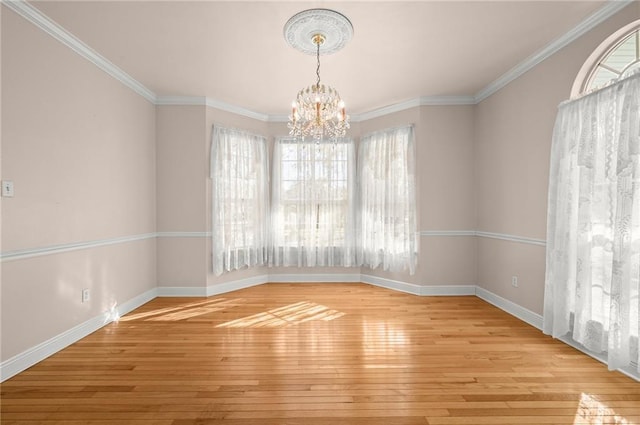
(82, 288, 90, 303)
(511, 276, 518, 288)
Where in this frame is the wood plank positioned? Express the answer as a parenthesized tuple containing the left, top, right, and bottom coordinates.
(1, 282, 638, 425)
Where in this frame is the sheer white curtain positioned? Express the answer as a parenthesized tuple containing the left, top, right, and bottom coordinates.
(270, 137, 357, 267)
(358, 125, 419, 274)
(544, 69, 640, 373)
(211, 126, 269, 276)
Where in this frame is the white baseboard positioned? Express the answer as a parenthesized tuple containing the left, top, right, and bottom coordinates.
(113, 288, 159, 320)
(157, 274, 362, 297)
(207, 274, 269, 296)
(157, 274, 469, 299)
(268, 273, 361, 283)
(475, 286, 543, 330)
(5, 277, 635, 385)
(0, 287, 157, 382)
(157, 286, 208, 297)
(361, 274, 423, 295)
(361, 274, 476, 297)
(0, 315, 111, 382)
(421, 285, 477, 296)
(0, 277, 547, 383)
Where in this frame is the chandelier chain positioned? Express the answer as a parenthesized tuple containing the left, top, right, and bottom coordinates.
(316, 38, 321, 88)
(286, 16, 351, 140)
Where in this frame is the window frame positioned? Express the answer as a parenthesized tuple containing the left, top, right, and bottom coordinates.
(357, 125, 419, 274)
(572, 19, 640, 97)
(274, 138, 354, 250)
(211, 126, 269, 275)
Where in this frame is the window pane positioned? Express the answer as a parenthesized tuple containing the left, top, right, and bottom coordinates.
(588, 66, 620, 91)
(282, 180, 302, 200)
(358, 126, 418, 274)
(271, 139, 356, 266)
(281, 144, 298, 160)
(281, 160, 295, 179)
(582, 28, 640, 94)
(212, 127, 268, 275)
(602, 32, 637, 72)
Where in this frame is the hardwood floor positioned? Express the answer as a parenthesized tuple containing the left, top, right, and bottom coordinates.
(2, 283, 639, 424)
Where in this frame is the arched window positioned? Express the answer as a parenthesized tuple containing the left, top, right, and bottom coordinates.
(571, 19, 640, 97)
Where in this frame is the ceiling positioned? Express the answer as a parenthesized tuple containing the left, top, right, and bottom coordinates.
(27, 0, 615, 116)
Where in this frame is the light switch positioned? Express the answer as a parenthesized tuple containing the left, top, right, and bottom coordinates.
(2, 180, 14, 197)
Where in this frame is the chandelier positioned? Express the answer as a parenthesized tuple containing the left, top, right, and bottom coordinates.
(284, 9, 353, 140)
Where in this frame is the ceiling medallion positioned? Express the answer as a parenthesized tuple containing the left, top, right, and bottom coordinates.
(284, 9, 353, 140)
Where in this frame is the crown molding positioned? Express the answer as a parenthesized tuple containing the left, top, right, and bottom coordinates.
(353, 96, 476, 122)
(267, 114, 290, 123)
(157, 96, 474, 124)
(352, 98, 422, 122)
(204, 98, 270, 122)
(5, 0, 633, 118)
(474, 0, 635, 102)
(420, 95, 477, 106)
(2, 0, 157, 103)
(155, 96, 270, 122)
(155, 96, 207, 106)
(271, 95, 476, 123)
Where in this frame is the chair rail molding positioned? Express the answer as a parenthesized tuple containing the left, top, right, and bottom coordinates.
(420, 230, 546, 247)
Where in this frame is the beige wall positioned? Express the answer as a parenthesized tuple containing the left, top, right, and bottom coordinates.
(1, 5, 4, 355)
(1, 9, 156, 360)
(155, 104, 273, 290)
(474, 5, 640, 314)
(156, 105, 207, 288)
(359, 106, 477, 286)
(3, 0, 640, 373)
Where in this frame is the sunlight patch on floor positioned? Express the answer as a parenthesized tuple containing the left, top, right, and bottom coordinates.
(119, 298, 245, 322)
(574, 393, 631, 424)
(216, 301, 345, 328)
